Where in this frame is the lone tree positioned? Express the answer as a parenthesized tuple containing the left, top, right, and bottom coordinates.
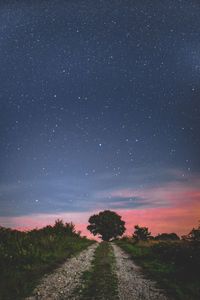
(87, 210, 126, 241)
(133, 225, 151, 242)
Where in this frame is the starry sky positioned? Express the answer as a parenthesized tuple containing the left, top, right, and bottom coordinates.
(0, 0, 200, 236)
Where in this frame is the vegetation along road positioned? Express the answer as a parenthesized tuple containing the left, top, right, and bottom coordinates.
(112, 243, 168, 300)
(2, 212, 199, 299)
(26, 243, 98, 300)
(26, 242, 169, 300)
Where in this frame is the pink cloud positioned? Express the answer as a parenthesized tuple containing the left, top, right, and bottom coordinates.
(107, 177, 200, 208)
(0, 211, 97, 239)
(101, 177, 200, 236)
(0, 175, 199, 239)
(116, 204, 200, 237)
(0, 198, 199, 239)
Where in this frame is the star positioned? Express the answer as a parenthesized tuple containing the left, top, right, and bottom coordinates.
(0, 0, 199, 236)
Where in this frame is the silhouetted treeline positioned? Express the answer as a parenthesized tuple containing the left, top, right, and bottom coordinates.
(129, 223, 200, 243)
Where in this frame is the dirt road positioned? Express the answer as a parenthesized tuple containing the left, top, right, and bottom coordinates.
(112, 243, 169, 300)
(26, 243, 169, 300)
(26, 243, 98, 300)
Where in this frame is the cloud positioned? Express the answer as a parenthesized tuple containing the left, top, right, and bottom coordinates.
(0, 199, 199, 238)
(0, 168, 199, 238)
(98, 171, 200, 210)
(0, 211, 96, 239)
(116, 202, 200, 236)
(0, 166, 199, 240)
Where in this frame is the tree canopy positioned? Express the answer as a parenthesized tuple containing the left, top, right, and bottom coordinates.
(87, 210, 126, 241)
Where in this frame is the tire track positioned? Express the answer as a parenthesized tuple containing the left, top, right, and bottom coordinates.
(112, 243, 169, 300)
(26, 243, 98, 300)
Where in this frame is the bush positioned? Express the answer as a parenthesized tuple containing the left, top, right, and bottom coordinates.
(155, 233, 180, 241)
(116, 238, 200, 299)
(132, 225, 151, 242)
(0, 221, 94, 300)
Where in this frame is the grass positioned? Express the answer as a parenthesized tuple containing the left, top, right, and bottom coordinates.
(77, 242, 119, 300)
(0, 221, 94, 300)
(116, 239, 200, 300)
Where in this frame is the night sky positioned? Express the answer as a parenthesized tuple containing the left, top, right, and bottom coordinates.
(0, 1, 200, 235)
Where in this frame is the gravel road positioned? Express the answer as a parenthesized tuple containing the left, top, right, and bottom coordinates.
(26, 243, 98, 300)
(112, 244, 169, 300)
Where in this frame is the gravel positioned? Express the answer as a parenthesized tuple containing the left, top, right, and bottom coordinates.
(26, 243, 98, 300)
(112, 243, 169, 300)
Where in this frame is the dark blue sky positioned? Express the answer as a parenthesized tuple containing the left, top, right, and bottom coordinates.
(0, 1, 200, 225)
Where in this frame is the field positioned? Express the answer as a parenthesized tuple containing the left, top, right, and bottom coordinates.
(116, 238, 200, 300)
(0, 220, 94, 300)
